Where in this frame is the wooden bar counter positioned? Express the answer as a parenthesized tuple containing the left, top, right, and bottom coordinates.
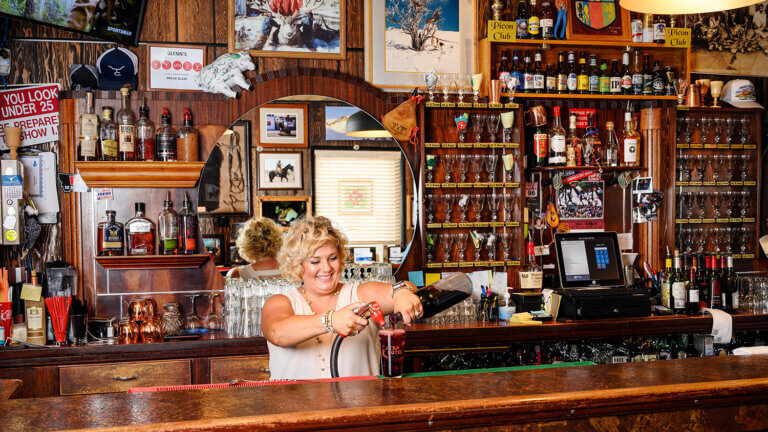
(1, 355, 767, 431)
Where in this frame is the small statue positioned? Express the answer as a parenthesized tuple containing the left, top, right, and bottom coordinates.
(555, 0, 568, 40)
(195, 51, 255, 99)
(161, 302, 184, 336)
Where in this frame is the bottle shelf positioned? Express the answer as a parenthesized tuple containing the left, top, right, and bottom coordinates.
(528, 165, 646, 172)
(425, 260, 521, 269)
(482, 38, 675, 49)
(426, 221, 520, 229)
(95, 254, 211, 270)
(75, 161, 205, 188)
(514, 93, 677, 100)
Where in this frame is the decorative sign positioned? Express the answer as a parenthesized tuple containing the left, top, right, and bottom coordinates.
(0, 84, 60, 148)
(568, 108, 597, 129)
(574, 0, 616, 29)
(665, 28, 691, 48)
(147, 44, 206, 91)
(488, 20, 517, 41)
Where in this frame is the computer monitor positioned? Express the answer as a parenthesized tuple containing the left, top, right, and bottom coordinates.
(554, 231, 625, 289)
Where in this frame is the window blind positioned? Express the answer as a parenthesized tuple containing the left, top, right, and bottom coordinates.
(314, 150, 402, 245)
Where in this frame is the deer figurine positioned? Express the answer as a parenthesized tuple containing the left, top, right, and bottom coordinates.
(195, 51, 255, 99)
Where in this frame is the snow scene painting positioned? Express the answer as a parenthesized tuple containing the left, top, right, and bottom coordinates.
(231, 0, 345, 59)
(384, 0, 461, 74)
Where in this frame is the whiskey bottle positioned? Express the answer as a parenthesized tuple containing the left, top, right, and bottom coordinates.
(565, 114, 582, 166)
(621, 111, 641, 166)
(604, 121, 620, 167)
(582, 113, 602, 166)
(99, 107, 118, 161)
(135, 100, 155, 161)
(77, 91, 99, 161)
(178, 192, 198, 255)
(548, 106, 566, 166)
(158, 192, 179, 255)
(116, 85, 135, 161)
(176, 108, 199, 162)
(155, 108, 176, 161)
(126, 202, 155, 256)
(97, 209, 124, 256)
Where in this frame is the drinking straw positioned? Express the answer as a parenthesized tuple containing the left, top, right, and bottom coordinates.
(45, 296, 71, 344)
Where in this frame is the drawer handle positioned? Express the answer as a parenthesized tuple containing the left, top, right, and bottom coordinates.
(259, 368, 270, 373)
(113, 375, 138, 381)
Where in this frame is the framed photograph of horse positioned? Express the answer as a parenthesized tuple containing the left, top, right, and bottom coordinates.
(258, 104, 308, 148)
(257, 151, 304, 190)
(256, 196, 312, 230)
(229, 0, 346, 60)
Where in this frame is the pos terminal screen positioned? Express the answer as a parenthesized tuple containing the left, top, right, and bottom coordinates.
(555, 232, 624, 287)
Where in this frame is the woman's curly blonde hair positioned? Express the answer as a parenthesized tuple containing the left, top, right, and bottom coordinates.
(277, 216, 348, 284)
(236, 217, 283, 262)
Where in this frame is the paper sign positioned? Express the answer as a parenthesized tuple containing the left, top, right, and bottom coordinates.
(353, 247, 373, 264)
(665, 28, 691, 48)
(425, 273, 441, 286)
(408, 271, 425, 287)
(487, 20, 517, 42)
(1, 175, 22, 199)
(568, 108, 597, 129)
(20, 283, 42, 302)
(0, 84, 60, 148)
(148, 45, 205, 91)
(95, 188, 114, 200)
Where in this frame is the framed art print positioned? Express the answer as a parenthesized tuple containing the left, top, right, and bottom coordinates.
(197, 120, 252, 215)
(202, 235, 225, 265)
(566, 0, 631, 41)
(257, 151, 303, 190)
(256, 196, 312, 229)
(259, 104, 308, 148)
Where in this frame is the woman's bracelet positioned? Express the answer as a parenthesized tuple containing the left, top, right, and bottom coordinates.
(327, 309, 336, 334)
(391, 281, 414, 298)
(321, 308, 335, 334)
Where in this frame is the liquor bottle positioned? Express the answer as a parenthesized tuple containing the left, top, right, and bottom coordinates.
(545, 65, 556, 93)
(116, 85, 135, 161)
(97, 209, 124, 256)
(686, 256, 700, 315)
(698, 254, 711, 311)
(598, 59, 610, 94)
(176, 108, 199, 162)
(555, 51, 567, 94)
(512, 49, 524, 91)
(566, 51, 578, 94)
(533, 116, 549, 167)
(577, 53, 588, 94)
(540, 0, 555, 39)
(660, 250, 672, 308)
(565, 114, 583, 166)
(621, 48, 633, 95)
(621, 110, 640, 167)
(135, 100, 155, 161)
(653, 15, 666, 44)
(155, 108, 176, 161)
(631, 49, 643, 95)
(588, 55, 599, 94)
(720, 255, 733, 313)
(582, 113, 602, 165)
(671, 250, 686, 314)
(604, 121, 620, 167)
(522, 50, 533, 92)
(609, 59, 622, 94)
(25, 270, 46, 346)
(651, 60, 665, 96)
(126, 202, 155, 256)
(548, 106, 566, 166)
(516, 0, 529, 39)
(709, 255, 722, 309)
(641, 54, 653, 95)
(77, 91, 100, 161)
(99, 107, 118, 161)
(519, 241, 543, 290)
(681, 334, 701, 358)
(178, 192, 198, 255)
(726, 255, 739, 314)
(527, 0, 540, 38)
(158, 192, 179, 255)
(498, 49, 511, 100)
(533, 50, 545, 93)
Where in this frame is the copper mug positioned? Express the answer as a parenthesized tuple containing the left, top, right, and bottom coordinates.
(140, 316, 164, 343)
(126, 298, 156, 322)
(489, 79, 502, 105)
(117, 319, 140, 344)
(687, 83, 700, 107)
(525, 105, 548, 127)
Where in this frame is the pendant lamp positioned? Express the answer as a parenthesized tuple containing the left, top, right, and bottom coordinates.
(345, 110, 392, 138)
(619, 0, 762, 14)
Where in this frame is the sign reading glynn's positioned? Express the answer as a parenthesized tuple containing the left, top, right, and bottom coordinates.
(0, 84, 60, 149)
(148, 45, 205, 91)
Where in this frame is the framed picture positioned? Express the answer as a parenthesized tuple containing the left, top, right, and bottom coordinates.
(325, 106, 366, 141)
(231, 221, 246, 244)
(256, 196, 312, 229)
(690, 7, 768, 76)
(364, 0, 475, 90)
(228, 0, 346, 60)
(202, 235, 225, 265)
(198, 120, 252, 215)
(257, 152, 303, 190)
(566, 0, 631, 41)
(259, 104, 308, 148)
(228, 245, 247, 266)
(145, 44, 206, 91)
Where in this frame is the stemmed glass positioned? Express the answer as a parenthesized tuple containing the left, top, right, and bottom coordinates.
(472, 193, 486, 221)
(711, 228, 724, 253)
(682, 192, 694, 218)
(440, 193, 456, 222)
(426, 155, 436, 183)
(740, 190, 752, 218)
(487, 114, 500, 142)
(455, 113, 469, 143)
(677, 117, 687, 144)
(739, 154, 751, 180)
(722, 191, 733, 218)
(501, 232, 514, 260)
(442, 154, 457, 182)
(713, 117, 724, 145)
(695, 229, 709, 253)
(203, 293, 221, 330)
(740, 117, 751, 144)
(486, 233, 498, 261)
(695, 192, 706, 219)
(440, 233, 456, 263)
(682, 116, 693, 144)
(679, 228, 693, 254)
(426, 233, 435, 262)
(474, 233, 487, 261)
(501, 111, 515, 143)
(456, 232, 469, 261)
(678, 154, 692, 181)
(485, 154, 498, 182)
(699, 116, 711, 144)
(677, 192, 687, 219)
(723, 155, 736, 181)
(710, 192, 722, 219)
(458, 154, 471, 182)
(440, 73, 454, 102)
(426, 195, 436, 223)
(503, 194, 517, 221)
(710, 155, 724, 181)
(724, 227, 735, 254)
(710, 81, 724, 108)
(503, 153, 516, 181)
(184, 294, 202, 330)
(487, 194, 501, 221)
(693, 154, 708, 182)
(725, 117, 735, 144)
(457, 193, 471, 222)
(470, 154, 485, 182)
(457, 74, 471, 103)
(473, 114, 486, 143)
(674, 78, 689, 106)
(740, 227, 752, 255)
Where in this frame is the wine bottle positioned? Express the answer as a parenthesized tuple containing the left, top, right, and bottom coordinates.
(686, 256, 700, 315)
(389, 273, 472, 324)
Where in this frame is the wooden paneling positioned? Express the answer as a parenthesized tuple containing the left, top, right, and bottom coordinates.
(177, 0, 215, 44)
(214, 0, 229, 45)
(59, 360, 191, 395)
(139, 0, 178, 42)
(346, 0, 365, 50)
(209, 355, 271, 383)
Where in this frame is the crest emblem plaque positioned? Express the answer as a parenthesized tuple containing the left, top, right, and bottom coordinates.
(574, 0, 616, 30)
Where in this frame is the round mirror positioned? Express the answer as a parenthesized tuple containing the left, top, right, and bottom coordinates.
(198, 96, 417, 277)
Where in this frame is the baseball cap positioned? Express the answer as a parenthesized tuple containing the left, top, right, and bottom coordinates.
(69, 64, 100, 90)
(720, 79, 764, 109)
(96, 47, 138, 91)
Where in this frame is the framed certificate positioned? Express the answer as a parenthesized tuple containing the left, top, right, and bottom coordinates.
(146, 44, 207, 91)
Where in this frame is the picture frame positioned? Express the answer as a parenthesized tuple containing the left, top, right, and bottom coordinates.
(145, 43, 206, 92)
(228, 0, 346, 60)
(257, 151, 303, 190)
(228, 245, 247, 266)
(566, 0, 631, 41)
(202, 235, 225, 265)
(256, 196, 312, 230)
(364, 0, 475, 90)
(259, 104, 308, 148)
(197, 120, 252, 215)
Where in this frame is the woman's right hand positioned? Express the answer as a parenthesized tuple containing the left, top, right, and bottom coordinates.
(330, 302, 369, 337)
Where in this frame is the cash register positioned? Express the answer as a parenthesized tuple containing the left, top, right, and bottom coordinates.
(553, 231, 651, 319)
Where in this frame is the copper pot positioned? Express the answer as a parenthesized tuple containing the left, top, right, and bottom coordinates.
(140, 316, 163, 343)
(118, 319, 140, 344)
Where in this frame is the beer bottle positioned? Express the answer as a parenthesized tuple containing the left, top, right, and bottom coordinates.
(511, 49, 524, 91)
(528, 0, 540, 38)
(522, 50, 533, 92)
(577, 52, 588, 94)
(540, 0, 555, 39)
(516, 0, 529, 39)
(556, 51, 567, 94)
(498, 49, 512, 100)
(545, 64, 556, 93)
(566, 51, 578, 94)
(621, 48, 633, 95)
(588, 55, 599, 94)
(533, 49, 545, 93)
(631, 49, 643, 95)
(641, 54, 653, 95)
(609, 59, 621, 94)
(599, 59, 610, 94)
(652, 60, 664, 96)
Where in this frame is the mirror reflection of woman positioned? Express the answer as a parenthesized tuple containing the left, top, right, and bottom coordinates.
(261, 216, 422, 379)
(226, 217, 283, 279)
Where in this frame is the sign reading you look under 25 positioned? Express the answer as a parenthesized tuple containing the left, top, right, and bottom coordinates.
(0, 84, 60, 149)
(148, 45, 206, 91)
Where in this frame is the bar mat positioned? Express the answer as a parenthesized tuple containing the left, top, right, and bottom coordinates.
(379, 361, 595, 379)
(128, 375, 378, 393)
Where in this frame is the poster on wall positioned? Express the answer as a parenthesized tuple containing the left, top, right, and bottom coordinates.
(147, 44, 206, 91)
(555, 172, 605, 232)
(690, 1, 768, 76)
(0, 84, 60, 149)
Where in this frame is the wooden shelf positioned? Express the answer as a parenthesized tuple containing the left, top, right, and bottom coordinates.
(482, 38, 672, 49)
(528, 166, 646, 172)
(514, 93, 677, 100)
(95, 254, 211, 270)
(75, 161, 205, 188)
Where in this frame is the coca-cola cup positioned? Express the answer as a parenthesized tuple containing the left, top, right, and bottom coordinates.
(0, 302, 11, 341)
(379, 329, 406, 378)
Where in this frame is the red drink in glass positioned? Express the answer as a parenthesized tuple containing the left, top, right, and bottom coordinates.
(379, 329, 406, 378)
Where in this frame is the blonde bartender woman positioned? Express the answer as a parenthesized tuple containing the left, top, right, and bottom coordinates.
(261, 216, 422, 379)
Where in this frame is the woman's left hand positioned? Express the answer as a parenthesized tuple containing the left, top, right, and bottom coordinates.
(393, 289, 423, 324)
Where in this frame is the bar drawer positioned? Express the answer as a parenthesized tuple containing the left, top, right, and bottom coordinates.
(59, 360, 191, 395)
(209, 355, 270, 383)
